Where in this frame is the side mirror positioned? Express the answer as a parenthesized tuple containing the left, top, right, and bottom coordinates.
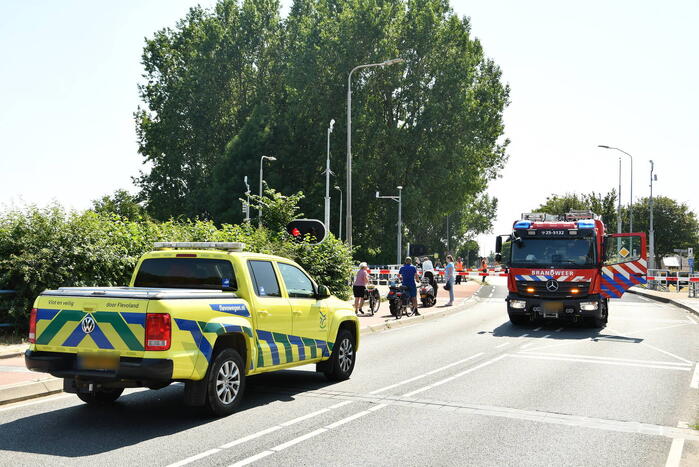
(495, 236, 503, 253)
(495, 253, 502, 263)
(317, 285, 331, 299)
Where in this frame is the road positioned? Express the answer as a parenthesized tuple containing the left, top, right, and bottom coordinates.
(1, 278, 698, 466)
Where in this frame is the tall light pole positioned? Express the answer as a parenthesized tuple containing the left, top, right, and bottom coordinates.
(324, 119, 335, 231)
(649, 160, 657, 269)
(243, 176, 251, 222)
(259, 155, 277, 227)
(347, 58, 405, 251)
(376, 186, 403, 265)
(334, 185, 343, 240)
(598, 145, 634, 232)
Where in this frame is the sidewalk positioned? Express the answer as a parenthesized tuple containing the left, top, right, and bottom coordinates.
(0, 281, 483, 406)
(628, 286, 699, 316)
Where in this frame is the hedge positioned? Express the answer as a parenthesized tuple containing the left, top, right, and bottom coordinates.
(0, 205, 353, 330)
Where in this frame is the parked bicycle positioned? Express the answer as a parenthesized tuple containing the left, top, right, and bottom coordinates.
(363, 282, 381, 316)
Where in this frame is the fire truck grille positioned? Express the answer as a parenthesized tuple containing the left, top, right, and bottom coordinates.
(516, 281, 590, 298)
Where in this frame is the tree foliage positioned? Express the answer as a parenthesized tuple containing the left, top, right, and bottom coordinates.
(135, 0, 510, 263)
(0, 204, 353, 329)
(92, 189, 149, 221)
(533, 191, 618, 228)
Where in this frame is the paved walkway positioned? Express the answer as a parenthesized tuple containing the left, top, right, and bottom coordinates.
(628, 286, 699, 316)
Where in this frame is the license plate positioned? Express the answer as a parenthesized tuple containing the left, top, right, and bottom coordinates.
(77, 354, 119, 371)
(543, 301, 563, 312)
(421, 294, 427, 298)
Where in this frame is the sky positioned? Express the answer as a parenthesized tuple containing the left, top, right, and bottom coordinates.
(1, 1, 697, 257)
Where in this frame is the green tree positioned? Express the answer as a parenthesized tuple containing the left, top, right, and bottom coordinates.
(92, 189, 149, 221)
(245, 184, 305, 232)
(533, 190, 618, 228)
(135, 0, 510, 263)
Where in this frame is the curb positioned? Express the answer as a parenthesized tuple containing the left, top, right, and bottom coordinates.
(360, 294, 482, 335)
(627, 288, 699, 317)
(0, 377, 63, 406)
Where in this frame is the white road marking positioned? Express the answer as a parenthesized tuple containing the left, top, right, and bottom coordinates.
(270, 427, 327, 451)
(533, 327, 542, 332)
(630, 323, 694, 334)
(521, 343, 533, 349)
(687, 315, 698, 325)
(690, 364, 699, 389)
(665, 423, 686, 467)
(639, 342, 693, 365)
(369, 353, 484, 394)
(541, 334, 551, 339)
(611, 317, 696, 324)
(519, 352, 692, 367)
(0, 393, 73, 412)
(229, 450, 274, 467)
(169, 449, 222, 467)
(324, 409, 373, 429)
(555, 327, 563, 332)
(402, 355, 508, 398)
(519, 333, 530, 339)
(511, 354, 692, 371)
(495, 342, 510, 348)
(220, 426, 283, 449)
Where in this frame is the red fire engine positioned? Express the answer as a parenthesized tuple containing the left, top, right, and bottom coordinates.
(495, 210, 647, 328)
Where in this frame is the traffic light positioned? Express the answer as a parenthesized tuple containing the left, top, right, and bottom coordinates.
(286, 219, 327, 244)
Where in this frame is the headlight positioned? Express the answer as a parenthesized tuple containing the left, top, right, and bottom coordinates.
(509, 300, 526, 309)
(580, 301, 598, 311)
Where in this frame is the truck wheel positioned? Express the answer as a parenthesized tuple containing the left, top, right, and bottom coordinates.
(508, 313, 529, 326)
(76, 387, 124, 405)
(590, 301, 608, 329)
(206, 348, 246, 417)
(322, 329, 356, 381)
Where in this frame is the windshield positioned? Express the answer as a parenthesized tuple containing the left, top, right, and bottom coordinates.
(134, 258, 237, 290)
(510, 238, 596, 268)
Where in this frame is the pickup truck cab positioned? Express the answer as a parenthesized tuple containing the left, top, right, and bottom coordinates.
(25, 242, 359, 416)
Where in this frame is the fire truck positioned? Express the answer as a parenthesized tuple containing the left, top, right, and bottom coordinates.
(495, 211, 647, 328)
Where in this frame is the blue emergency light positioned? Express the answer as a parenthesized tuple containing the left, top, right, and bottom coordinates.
(514, 220, 532, 229)
(577, 220, 595, 229)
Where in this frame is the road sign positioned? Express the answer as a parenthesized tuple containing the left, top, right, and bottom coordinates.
(673, 248, 688, 254)
(689, 247, 694, 258)
(286, 219, 327, 244)
(618, 247, 630, 258)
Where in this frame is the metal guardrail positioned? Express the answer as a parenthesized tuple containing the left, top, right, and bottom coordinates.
(0, 290, 17, 328)
(646, 270, 698, 297)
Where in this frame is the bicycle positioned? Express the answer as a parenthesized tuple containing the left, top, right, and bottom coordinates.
(363, 283, 381, 316)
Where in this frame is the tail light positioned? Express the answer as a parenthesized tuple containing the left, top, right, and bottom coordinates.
(28, 308, 37, 343)
(145, 313, 171, 351)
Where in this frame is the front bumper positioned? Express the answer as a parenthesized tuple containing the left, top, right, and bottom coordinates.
(506, 293, 603, 320)
(25, 350, 173, 383)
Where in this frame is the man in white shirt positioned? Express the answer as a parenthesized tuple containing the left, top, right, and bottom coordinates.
(421, 257, 437, 298)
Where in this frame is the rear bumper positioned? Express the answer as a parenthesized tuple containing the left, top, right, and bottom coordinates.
(25, 350, 173, 382)
(506, 293, 604, 319)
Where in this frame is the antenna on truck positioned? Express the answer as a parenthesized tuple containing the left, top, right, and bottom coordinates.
(153, 242, 246, 252)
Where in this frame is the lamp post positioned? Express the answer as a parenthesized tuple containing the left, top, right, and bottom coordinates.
(335, 185, 342, 240)
(649, 160, 657, 269)
(243, 176, 251, 222)
(324, 119, 335, 232)
(376, 186, 403, 265)
(598, 145, 634, 232)
(258, 155, 276, 227)
(346, 58, 405, 251)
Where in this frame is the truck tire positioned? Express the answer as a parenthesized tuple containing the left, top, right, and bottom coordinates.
(508, 313, 529, 326)
(590, 301, 608, 329)
(205, 348, 246, 417)
(76, 387, 124, 405)
(321, 329, 356, 381)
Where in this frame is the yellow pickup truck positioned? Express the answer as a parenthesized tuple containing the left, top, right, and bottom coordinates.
(25, 242, 359, 416)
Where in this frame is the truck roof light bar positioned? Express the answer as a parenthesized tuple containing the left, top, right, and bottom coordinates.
(153, 242, 246, 251)
(565, 210, 600, 221)
(520, 212, 559, 221)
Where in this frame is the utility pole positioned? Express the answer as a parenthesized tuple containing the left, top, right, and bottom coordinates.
(243, 176, 251, 222)
(599, 145, 633, 232)
(324, 119, 335, 232)
(376, 186, 403, 265)
(335, 185, 342, 240)
(258, 155, 277, 228)
(649, 160, 657, 269)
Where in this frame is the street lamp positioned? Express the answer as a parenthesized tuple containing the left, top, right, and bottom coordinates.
(243, 176, 251, 222)
(649, 160, 658, 269)
(346, 58, 405, 251)
(324, 119, 335, 232)
(335, 185, 343, 240)
(598, 145, 634, 232)
(259, 155, 277, 227)
(376, 186, 403, 265)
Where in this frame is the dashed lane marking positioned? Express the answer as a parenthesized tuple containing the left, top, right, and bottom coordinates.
(690, 364, 699, 389)
(495, 342, 510, 349)
(665, 422, 687, 467)
(511, 353, 692, 371)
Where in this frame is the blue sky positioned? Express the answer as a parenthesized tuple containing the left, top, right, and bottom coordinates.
(1, 1, 697, 255)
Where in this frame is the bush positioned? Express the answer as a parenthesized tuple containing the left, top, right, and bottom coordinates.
(0, 205, 352, 330)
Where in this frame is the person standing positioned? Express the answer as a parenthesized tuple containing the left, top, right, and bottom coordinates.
(455, 257, 463, 284)
(444, 255, 455, 306)
(480, 257, 488, 283)
(398, 257, 420, 316)
(353, 262, 369, 315)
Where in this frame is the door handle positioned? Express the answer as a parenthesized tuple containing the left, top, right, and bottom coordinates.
(258, 310, 270, 316)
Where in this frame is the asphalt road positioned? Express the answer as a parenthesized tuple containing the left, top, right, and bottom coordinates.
(1, 278, 698, 466)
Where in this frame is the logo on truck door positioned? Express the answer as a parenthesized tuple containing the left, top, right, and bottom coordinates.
(81, 315, 96, 334)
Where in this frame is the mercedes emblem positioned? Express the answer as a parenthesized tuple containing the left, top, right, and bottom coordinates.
(545, 279, 559, 292)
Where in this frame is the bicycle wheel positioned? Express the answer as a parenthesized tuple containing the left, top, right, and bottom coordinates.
(368, 290, 380, 315)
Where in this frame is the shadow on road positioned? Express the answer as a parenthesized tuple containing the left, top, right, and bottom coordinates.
(486, 322, 643, 344)
(0, 369, 337, 457)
